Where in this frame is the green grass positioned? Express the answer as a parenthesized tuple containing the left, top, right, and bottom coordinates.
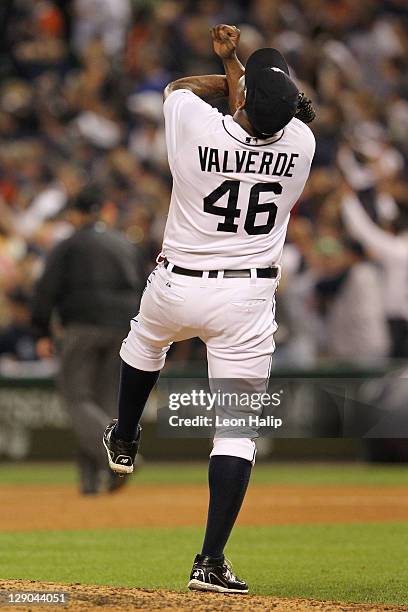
(1, 523, 407, 604)
(1, 463, 408, 604)
(1, 461, 408, 486)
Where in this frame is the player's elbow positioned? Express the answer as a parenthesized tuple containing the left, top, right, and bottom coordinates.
(164, 80, 183, 101)
(164, 79, 194, 101)
(163, 81, 175, 101)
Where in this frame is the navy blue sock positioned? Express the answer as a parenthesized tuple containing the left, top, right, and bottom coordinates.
(201, 455, 252, 558)
(115, 360, 160, 442)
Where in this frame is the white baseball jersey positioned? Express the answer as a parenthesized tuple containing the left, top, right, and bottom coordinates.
(121, 88, 315, 463)
(162, 89, 315, 270)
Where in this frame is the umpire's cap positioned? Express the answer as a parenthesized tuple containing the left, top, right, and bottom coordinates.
(70, 184, 104, 214)
(245, 48, 299, 137)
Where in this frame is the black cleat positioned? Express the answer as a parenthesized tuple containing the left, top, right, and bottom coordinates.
(102, 419, 141, 475)
(188, 554, 248, 594)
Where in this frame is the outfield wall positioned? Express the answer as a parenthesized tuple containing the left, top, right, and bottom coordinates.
(1, 363, 396, 462)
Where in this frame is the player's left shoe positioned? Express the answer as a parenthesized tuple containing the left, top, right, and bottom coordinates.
(103, 419, 141, 475)
(187, 554, 248, 594)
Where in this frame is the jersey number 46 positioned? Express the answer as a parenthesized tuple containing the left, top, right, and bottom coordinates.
(204, 180, 282, 235)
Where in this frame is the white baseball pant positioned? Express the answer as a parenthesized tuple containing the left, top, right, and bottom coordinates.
(120, 263, 279, 463)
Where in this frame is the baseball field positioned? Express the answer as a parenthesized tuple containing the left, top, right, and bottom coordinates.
(1, 462, 408, 611)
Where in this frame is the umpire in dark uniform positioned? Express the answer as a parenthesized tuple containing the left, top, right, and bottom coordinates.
(32, 185, 143, 494)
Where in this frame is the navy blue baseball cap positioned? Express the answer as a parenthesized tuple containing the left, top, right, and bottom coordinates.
(245, 48, 299, 137)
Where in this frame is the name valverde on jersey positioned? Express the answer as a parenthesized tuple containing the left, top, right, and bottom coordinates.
(198, 147, 299, 177)
(162, 89, 315, 270)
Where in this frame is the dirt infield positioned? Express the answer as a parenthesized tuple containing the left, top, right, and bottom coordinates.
(3, 483, 408, 611)
(1, 483, 408, 531)
(1, 580, 406, 612)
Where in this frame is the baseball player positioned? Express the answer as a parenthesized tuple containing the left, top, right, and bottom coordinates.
(103, 25, 315, 593)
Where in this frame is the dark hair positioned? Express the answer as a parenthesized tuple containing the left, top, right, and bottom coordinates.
(295, 93, 316, 124)
(71, 184, 104, 214)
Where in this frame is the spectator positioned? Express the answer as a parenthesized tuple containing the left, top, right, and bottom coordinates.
(342, 189, 408, 358)
(72, 0, 132, 57)
(0, 0, 406, 370)
(321, 242, 390, 361)
(0, 289, 39, 362)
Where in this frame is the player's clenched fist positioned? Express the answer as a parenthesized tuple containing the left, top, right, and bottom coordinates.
(211, 24, 240, 60)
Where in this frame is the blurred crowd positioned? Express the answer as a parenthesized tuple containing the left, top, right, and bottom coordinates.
(0, 0, 407, 373)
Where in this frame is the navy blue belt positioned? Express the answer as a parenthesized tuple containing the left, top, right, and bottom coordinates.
(164, 259, 278, 279)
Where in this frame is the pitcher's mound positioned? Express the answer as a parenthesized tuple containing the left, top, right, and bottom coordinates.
(0, 580, 404, 611)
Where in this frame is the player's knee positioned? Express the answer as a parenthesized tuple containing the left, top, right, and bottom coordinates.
(210, 437, 257, 465)
(120, 327, 169, 372)
(120, 349, 166, 371)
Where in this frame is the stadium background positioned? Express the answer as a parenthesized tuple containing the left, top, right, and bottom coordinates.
(0, 0, 407, 460)
(0, 1, 408, 610)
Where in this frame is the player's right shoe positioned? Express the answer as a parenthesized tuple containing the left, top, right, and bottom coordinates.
(187, 554, 248, 594)
(103, 419, 141, 475)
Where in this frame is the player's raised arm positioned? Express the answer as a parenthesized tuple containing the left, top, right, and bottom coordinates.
(211, 24, 244, 115)
(210, 24, 315, 123)
(163, 24, 243, 105)
(163, 75, 228, 102)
